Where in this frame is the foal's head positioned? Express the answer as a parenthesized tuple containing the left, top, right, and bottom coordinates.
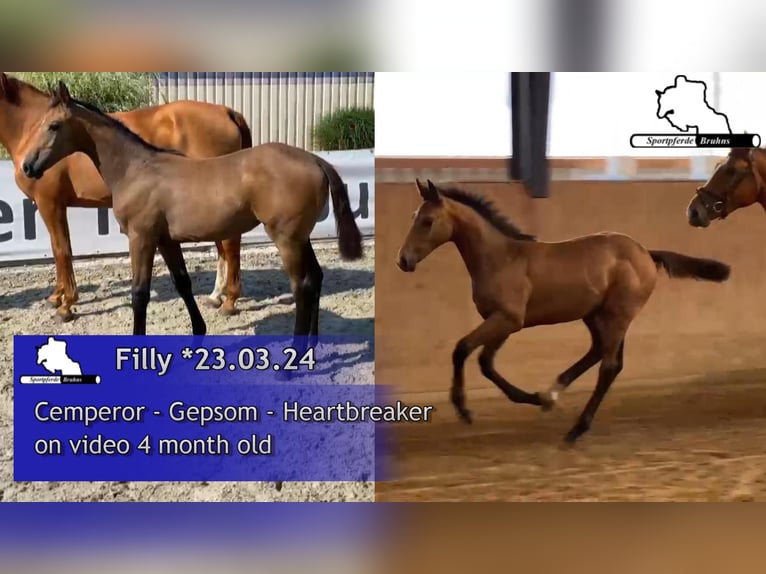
(687, 147, 762, 227)
(20, 81, 80, 180)
(397, 179, 456, 272)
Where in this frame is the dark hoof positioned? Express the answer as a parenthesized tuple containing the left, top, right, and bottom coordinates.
(274, 481, 283, 491)
(278, 370, 298, 382)
(204, 297, 223, 309)
(54, 309, 75, 323)
(218, 304, 239, 317)
(561, 432, 581, 448)
(456, 408, 473, 425)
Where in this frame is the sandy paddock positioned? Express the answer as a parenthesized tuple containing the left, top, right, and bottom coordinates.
(0, 239, 374, 502)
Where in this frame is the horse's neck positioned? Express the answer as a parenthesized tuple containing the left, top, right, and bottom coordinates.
(0, 97, 48, 161)
(450, 209, 519, 280)
(76, 116, 154, 190)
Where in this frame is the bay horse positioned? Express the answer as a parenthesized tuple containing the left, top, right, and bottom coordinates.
(0, 72, 249, 321)
(397, 179, 730, 443)
(687, 146, 766, 228)
(20, 81, 363, 336)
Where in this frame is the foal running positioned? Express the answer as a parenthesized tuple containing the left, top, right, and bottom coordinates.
(397, 180, 730, 443)
(21, 81, 363, 336)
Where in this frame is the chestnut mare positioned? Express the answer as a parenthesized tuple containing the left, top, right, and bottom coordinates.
(398, 180, 730, 443)
(0, 72, 249, 321)
(687, 146, 766, 228)
(22, 82, 362, 337)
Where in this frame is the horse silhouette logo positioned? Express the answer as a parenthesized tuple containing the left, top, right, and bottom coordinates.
(36, 337, 82, 375)
(20, 337, 100, 384)
(655, 75, 731, 134)
(630, 74, 759, 149)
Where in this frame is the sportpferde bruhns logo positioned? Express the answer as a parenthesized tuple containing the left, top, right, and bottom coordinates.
(630, 74, 761, 149)
(19, 337, 101, 385)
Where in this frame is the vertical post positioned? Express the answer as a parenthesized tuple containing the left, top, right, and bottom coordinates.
(529, 72, 551, 198)
(509, 73, 521, 180)
(510, 72, 551, 198)
(554, 0, 605, 70)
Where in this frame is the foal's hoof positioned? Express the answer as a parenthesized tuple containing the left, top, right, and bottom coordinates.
(218, 304, 239, 317)
(538, 391, 557, 412)
(455, 408, 473, 425)
(275, 368, 296, 382)
(204, 296, 223, 309)
(561, 432, 581, 449)
(54, 309, 75, 324)
(274, 481, 284, 492)
(46, 296, 62, 309)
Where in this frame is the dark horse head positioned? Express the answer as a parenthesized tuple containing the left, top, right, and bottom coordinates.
(687, 147, 765, 228)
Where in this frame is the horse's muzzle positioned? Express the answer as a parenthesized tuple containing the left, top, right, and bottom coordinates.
(686, 202, 710, 228)
(397, 254, 416, 272)
(22, 160, 43, 180)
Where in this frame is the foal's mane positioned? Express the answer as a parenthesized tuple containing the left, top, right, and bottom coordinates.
(439, 186, 536, 241)
(61, 96, 186, 157)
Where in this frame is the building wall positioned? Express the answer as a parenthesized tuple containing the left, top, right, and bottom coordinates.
(155, 72, 375, 151)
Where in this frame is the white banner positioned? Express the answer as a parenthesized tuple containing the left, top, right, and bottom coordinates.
(0, 149, 374, 264)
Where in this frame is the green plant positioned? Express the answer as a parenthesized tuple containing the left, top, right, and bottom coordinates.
(0, 73, 156, 159)
(13, 72, 156, 112)
(313, 107, 374, 151)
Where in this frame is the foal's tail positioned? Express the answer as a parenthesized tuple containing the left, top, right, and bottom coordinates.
(227, 109, 253, 149)
(315, 157, 364, 261)
(649, 250, 730, 282)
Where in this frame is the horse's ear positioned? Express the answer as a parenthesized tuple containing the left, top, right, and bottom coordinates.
(415, 179, 438, 202)
(56, 81, 72, 104)
(0, 73, 18, 103)
(421, 179, 440, 202)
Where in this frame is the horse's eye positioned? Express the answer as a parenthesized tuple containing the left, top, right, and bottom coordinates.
(48, 122, 61, 132)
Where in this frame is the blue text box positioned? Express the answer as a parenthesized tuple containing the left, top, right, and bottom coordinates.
(14, 335, 380, 482)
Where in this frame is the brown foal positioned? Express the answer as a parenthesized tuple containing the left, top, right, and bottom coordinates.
(398, 180, 730, 443)
(21, 81, 363, 336)
(0, 72, 249, 321)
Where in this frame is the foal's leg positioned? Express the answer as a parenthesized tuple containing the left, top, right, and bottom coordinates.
(451, 312, 542, 424)
(563, 315, 627, 444)
(540, 314, 603, 410)
(158, 238, 207, 336)
(273, 235, 313, 337)
(207, 241, 227, 309)
(478, 336, 546, 407)
(219, 236, 242, 317)
(128, 234, 158, 336)
(303, 241, 324, 340)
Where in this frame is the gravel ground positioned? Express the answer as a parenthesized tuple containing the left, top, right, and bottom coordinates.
(0, 239, 374, 502)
